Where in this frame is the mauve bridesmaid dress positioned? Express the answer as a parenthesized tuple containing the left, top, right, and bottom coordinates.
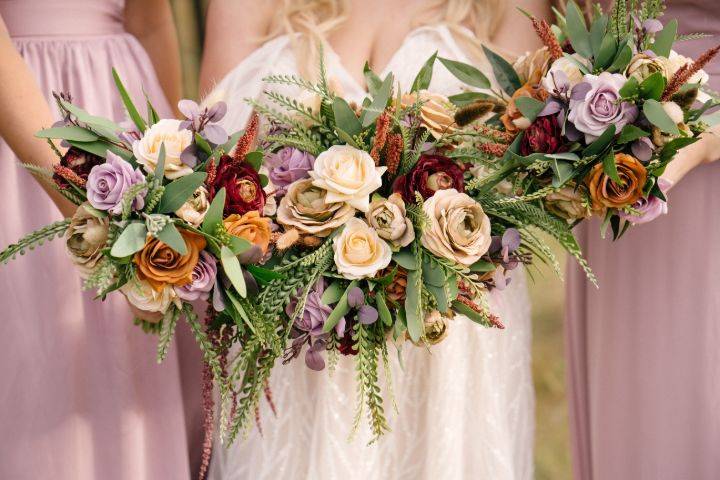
(566, 1, 720, 479)
(0, 1, 199, 478)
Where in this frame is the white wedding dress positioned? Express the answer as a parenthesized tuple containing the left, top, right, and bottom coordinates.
(208, 25, 534, 480)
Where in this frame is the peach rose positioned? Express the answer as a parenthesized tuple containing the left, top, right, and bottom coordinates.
(223, 211, 272, 254)
(134, 229, 206, 290)
(401, 90, 457, 139)
(587, 153, 648, 211)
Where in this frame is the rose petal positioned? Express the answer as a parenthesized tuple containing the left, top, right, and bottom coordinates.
(357, 305, 378, 325)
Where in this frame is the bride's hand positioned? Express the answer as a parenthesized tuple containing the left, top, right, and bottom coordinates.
(661, 125, 720, 188)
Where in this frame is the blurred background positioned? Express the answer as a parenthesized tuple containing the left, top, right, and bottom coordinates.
(169, 1, 570, 478)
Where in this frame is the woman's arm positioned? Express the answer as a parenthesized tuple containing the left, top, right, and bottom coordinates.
(124, 0, 182, 112)
(0, 17, 75, 217)
(199, 0, 275, 97)
(491, 0, 552, 54)
(661, 125, 720, 186)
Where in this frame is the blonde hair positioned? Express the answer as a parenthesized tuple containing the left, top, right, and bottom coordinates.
(263, 0, 507, 79)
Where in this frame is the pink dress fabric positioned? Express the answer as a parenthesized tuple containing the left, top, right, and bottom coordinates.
(566, 2, 720, 479)
(0, 1, 199, 478)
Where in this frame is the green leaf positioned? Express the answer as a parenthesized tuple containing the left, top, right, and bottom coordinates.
(617, 124, 650, 144)
(58, 99, 122, 140)
(515, 97, 546, 122)
(112, 68, 146, 132)
(244, 151, 263, 171)
(201, 188, 225, 234)
(550, 159, 575, 188)
(36, 126, 98, 142)
(375, 291, 393, 327)
(411, 52, 437, 92)
(194, 133, 212, 155)
(66, 140, 131, 161)
(565, 1, 593, 58)
(619, 76, 640, 98)
(110, 222, 147, 257)
(157, 172, 207, 213)
(438, 57, 490, 89)
(221, 245, 246, 298)
(332, 97, 362, 136)
(448, 91, 495, 107)
(602, 151, 622, 184)
(245, 264, 283, 284)
(589, 14, 609, 57)
(644, 99, 680, 135)
(651, 19, 678, 57)
(320, 280, 345, 305)
(427, 284, 449, 313)
(469, 259, 496, 273)
(421, 254, 446, 287)
(583, 125, 616, 157)
(335, 128, 360, 148)
(404, 269, 423, 342)
(363, 62, 383, 97)
(392, 250, 418, 270)
(594, 34, 618, 70)
(157, 223, 187, 255)
(639, 71, 666, 101)
(362, 73, 393, 127)
(451, 300, 489, 325)
(482, 46, 522, 95)
(607, 42, 633, 73)
(154, 143, 166, 179)
(224, 288, 256, 334)
(323, 280, 358, 333)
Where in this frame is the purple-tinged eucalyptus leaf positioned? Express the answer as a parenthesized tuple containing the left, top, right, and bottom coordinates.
(203, 124, 228, 145)
(357, 305, 379, 325)
(237, 244, 264, 265)
(631, 137, 654, 162)
(550, 70, 570, 94)
(305, 348, 325, 371)
(643, 19, 663, 34)
(179, 120, 193, 131)
(570, 82, 592, 101)
(539, 99, 563, 117)
(489, 235, 502, 254)
(347, 287, 365, 308)
(180, 144, 198, 168)
(564, 121, 582, 142)
(242, 269, 259, 296)
(178, 99, 201, 120)
(207, 101, 228, 122)
(501, 228, 521, 252)
(212, 286, 226, 312)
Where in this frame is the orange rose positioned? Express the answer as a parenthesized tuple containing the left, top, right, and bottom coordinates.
(134, 229, 206, 290)
(587, 153, 648, 211)
(223, 211, 271, 254)
(501, 70, 549, 134)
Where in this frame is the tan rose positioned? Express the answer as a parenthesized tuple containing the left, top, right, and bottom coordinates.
(65, 203, 109, 277)
(587, 153, 648, 211)
(625, 53, 672, 82)
(276, 178, 355, 236)
(515, 47, 552, 84)
(545, 185, 591, 221)
(421, 310, 450, 345)
(223, 211, 272, 254)
(133, 119, 193, 179)
(365, 193, 414, 248)
(134, 229, 207, 290)
(421, 189, 492, 266)
(175, 186, 210, 227)
(333, 218, 392, 280)
(401, 90, 457, 139)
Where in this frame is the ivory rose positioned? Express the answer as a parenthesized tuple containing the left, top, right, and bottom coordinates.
(542, 54, 588, 91)
(332, 218, 392, 280)
(421, 189, 492, 266)
(309, 145, 386, 212)
(175, 186, 210, 226)
(401, 90, 457, 139)
(668, 50, 710, 85)
(134, 229, 207, 290)
(276, 178, 355, 236)
(365, 193, 415, 248)
(121, 277, 178, 314)
(133, 119, 193, 179)
(65, 203, 109, 277)
(223, 211, 272, 254)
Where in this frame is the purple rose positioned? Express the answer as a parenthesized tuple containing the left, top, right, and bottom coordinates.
(175, 251, 217, 301)
(618, 178, 671, 224)
(87, 151, 146, 214)
(568, 72, 639, 143)
(286, 278, 344, 337)
(265, 147, 315, 194)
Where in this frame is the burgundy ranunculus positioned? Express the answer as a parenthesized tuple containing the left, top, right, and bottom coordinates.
(53, 147, 104, 188)
(392, 154, 464, 202)
(208, 154, 266, 216)
(520, 115, 564, 156)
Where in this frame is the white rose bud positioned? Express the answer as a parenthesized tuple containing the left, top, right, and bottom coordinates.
(133, 119, 193, 179)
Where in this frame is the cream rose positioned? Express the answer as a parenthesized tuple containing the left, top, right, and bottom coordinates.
(541, 55, 588, 91)
(133, 119, 193, 179)
(276, 178, 355, 236)
(175, 186, 210, 226)
(333, 218, 392, 280)
(668, 50, 710, 85)
(66, 203, 109, 277)
(121, 277, 179, 314)
(309, 145, 386, 212)
(365, 194, 415, 248)
(401, 90, 457, 139)
(421, 189, 492, 266)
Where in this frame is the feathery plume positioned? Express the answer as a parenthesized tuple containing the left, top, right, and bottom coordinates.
(478, 142, 509, 157)
(370, 112, 391, 164)
(233, 112, 260, 164)
(662, 45, 720, 101)
(385, 133, 403, 175)
(52, 164, 87, 188)
(531, 16, 564, 61)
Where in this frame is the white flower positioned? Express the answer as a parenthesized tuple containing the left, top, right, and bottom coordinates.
(133, 119, 193, 179)
(175, 186, 210, 227)
(542, 55, 588, 91)
(309, 145, 386, 212)
(421, 189, 492, 266)
(668, 50, 710, 85)
(121, 277, 179, 313)
(333, 218, 392, 280)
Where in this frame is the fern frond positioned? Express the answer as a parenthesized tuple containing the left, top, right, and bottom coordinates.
(156, 306, 180, 363)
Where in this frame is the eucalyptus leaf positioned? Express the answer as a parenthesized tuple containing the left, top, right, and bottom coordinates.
(363, 62, 383, 97)
(639, 72, 666, 101)
(404, 269, 423, 342)
(156, 223, 187, 255)
(602, 151, 622, 184)
(194, 133, 212, 154)
(112, 68, 146, 132)
(157, 172, 207, 213)
(565, 1, 593, 58)
(66, 140, 131, 161)
(617, 124, 650, 144)
(469, 259, 497, 272)
(589, 14, 609, 57)
(515, 97, 546, 122)
(244, 151, 263, 171)
(607, 43, 633, 73)
(426, 284, 449, 313)
(224, 287, 256, 333)
(335, 128, 360, 148)
(332, 97, 362, 136)
(201, 187, 225, 234)
(594, 34, 618, 70)
(154, 143, 166, 179)
(375, 291, 393, 327)
(550, 159, 575, 187)
(110, 222, 147, 257)
(221, 245, 246, 298)
(448, 91, 494, 106)
(362, 73, 393, 127)
(321, 280, 345, 305)
(323, 280, 358, 333)
(392, 250, 418, 270)
(452, 300, 489, 325)
(227, 235, 252, 255)
(482, 46, 522, 95)
(644, 99, 680, 135)
(651, 19, 678, 57)
(438, 57, 490, 89)
(619, 76, 640, 98)
(411, 52, 437, 92)
(583, 124, 616, 157)
(36, 126, 98, 142)
(245, 264, 283, 284)
(421, 254, 446, 287)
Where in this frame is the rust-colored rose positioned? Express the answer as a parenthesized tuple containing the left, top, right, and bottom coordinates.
(587, 153, 648, 211)
(501, 70, 549, 134)
(134, 229, 206, 290)
(223, 211, 272, 254)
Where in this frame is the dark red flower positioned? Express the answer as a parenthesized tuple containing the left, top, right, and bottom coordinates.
(520, 115, 564, 156)
(52, 147, 103, 188)
(337, 328, 358, 356)
(207, 154, 266, 216)
(392, 154, 464, 202)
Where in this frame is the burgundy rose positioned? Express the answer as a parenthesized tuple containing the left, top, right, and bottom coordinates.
(208, 154, 266, 216)
(53, 147, 104, 188)
(392, 154, 464, 202)
(520, 114, 564, 156)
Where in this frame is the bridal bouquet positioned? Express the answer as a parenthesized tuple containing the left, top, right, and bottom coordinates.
(429, 0, 718, 239)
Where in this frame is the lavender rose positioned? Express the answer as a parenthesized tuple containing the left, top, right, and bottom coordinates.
(265, 147, 315, 194)
(87, 151, 146, 214)
(174, 251, 217, 301)
(287, 279, 345, 337)
(568, 72, 638, 143)
(618, 178, 672, 224)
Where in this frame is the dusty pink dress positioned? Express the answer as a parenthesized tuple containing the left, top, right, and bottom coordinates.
(566, 2, 720, 479)
(0, 1, 198, 478)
